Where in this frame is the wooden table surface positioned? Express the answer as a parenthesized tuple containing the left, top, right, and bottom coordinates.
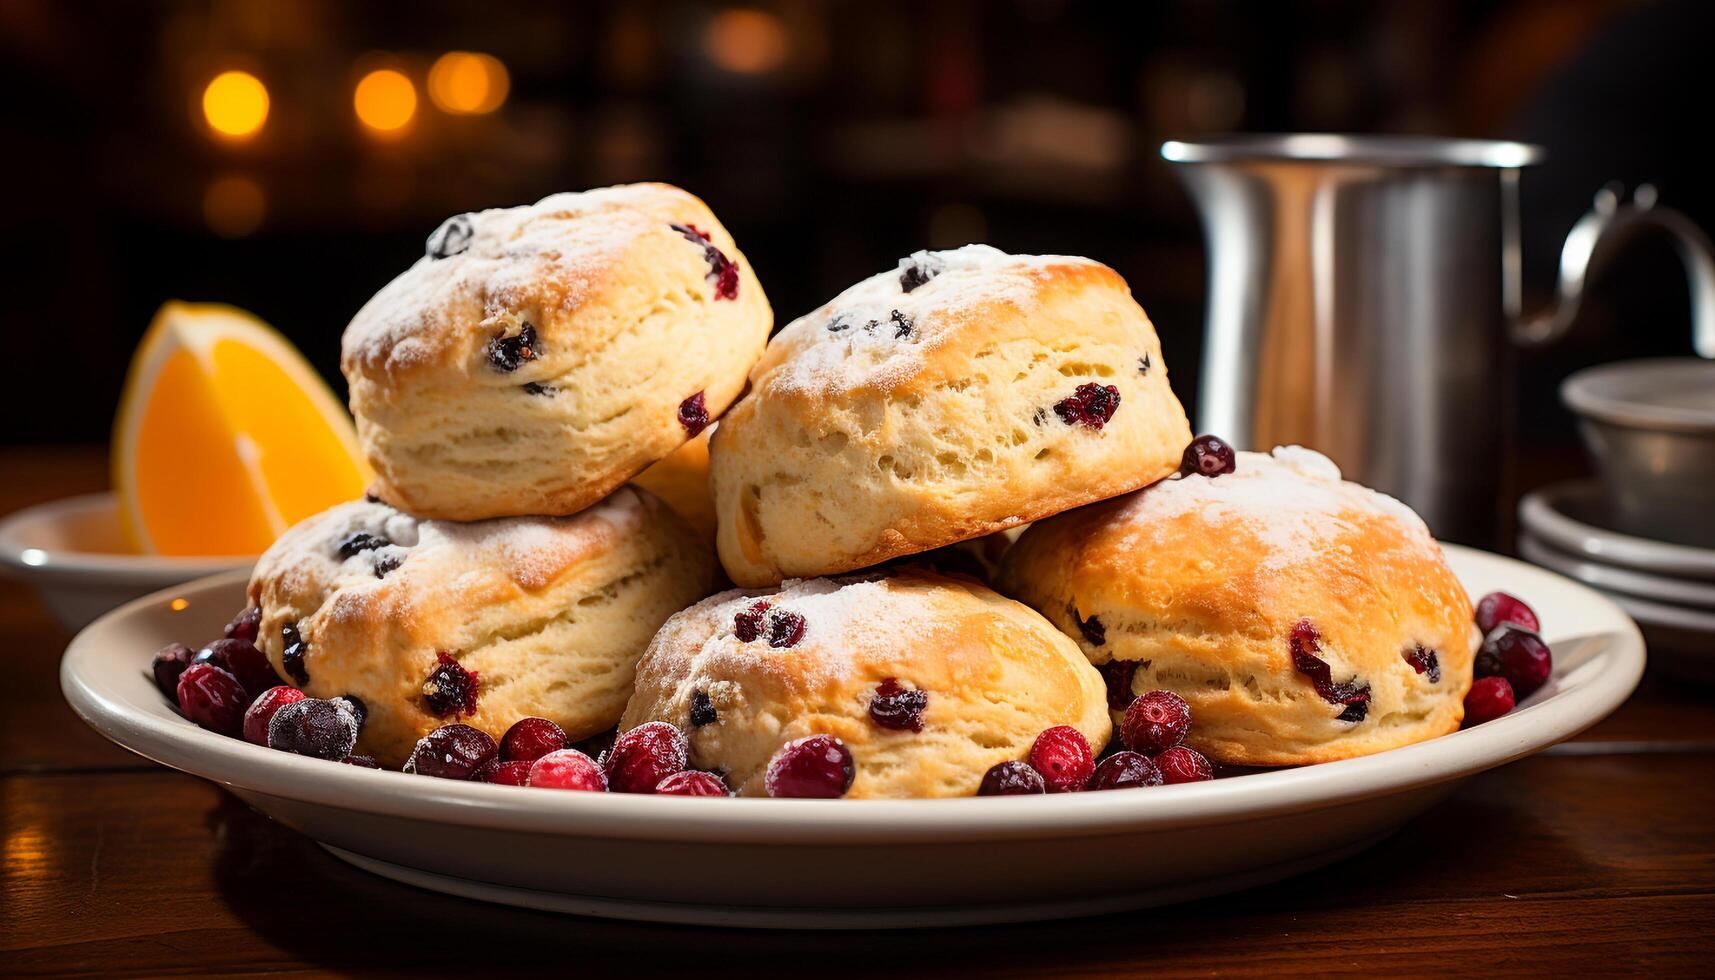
(3, 448, 1713, 977)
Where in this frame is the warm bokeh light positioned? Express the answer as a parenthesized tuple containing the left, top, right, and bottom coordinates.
(202, 175, 266, 237)
(201, 70, 269, 139)
(428, 51, 509, 114)
(354, 68, 417, 135)
(703, 9, 789, 75)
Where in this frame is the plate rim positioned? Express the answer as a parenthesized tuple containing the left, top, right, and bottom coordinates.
(60, 545, 1645, 846)
(1519, 533, 1715, 610)
(1518, 480, 1715, 580)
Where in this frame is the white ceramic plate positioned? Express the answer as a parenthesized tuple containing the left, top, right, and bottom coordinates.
(1519, 533, 1715, 609)
(61, 545, 1644, 929)
(1519, 480, 1715, 581)
(0, 492, 252, 630)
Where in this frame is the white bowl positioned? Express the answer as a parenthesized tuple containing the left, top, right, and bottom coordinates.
(60, 545, 1644, 929)
(0, 493, 253, 630)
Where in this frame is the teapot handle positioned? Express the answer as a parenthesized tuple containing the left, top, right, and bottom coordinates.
(1511, 182, 1715, 358)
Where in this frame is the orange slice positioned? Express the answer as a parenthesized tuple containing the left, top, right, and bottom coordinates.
(114, 301, 370, 556)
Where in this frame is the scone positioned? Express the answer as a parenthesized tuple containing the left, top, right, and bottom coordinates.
(619, 569, 1112, 798)
(997, 446, 1475, 766)
(342, 183, 772, 522)
(710, 244, 1192, 586)
(632, 425, 716, 542)
(248, 487, 718, 766)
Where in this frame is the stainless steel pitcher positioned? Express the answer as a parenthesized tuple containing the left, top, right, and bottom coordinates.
(1164, 134, 1715, 545)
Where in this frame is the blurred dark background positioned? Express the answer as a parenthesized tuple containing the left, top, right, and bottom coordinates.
(1, 0, 1710, 469)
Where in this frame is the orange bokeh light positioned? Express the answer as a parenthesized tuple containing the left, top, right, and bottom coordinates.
(202, 70, 269, 139)
(703, 10, 789, 75)
(428, 51, 509, 115)
(354, 68, 417, 135)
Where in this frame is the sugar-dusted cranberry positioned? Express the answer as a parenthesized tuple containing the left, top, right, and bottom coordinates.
(404, 724, 498, 780)
(1477, 625, 1552, 699)
(977, 761, 1046, 796)
(335, 694, 367, 729)
(243, 685, 306, 746)
(268, 698, 359, 761)
(1402, 645, 1442, 683)
(1155, 745, 1214, 783)
(670, 223, 739, 300)
(196, 638, 279, 698)
(866, 678, 928, 732)
(733, 600, 770, 642)
(224, 606, 261, 643)
(1288, 619, 1371, 720)
(766, 610, 806, 648)
(425, 213, 474, 259)
(521, 381, 556, 396)
(281, 622, 310, 684)
(689, 689, 717, 727)
(1463, 676, 1516, 726)
(474, 758, 533, 785)
(1089, 751, 1164, 790)
(528, 748, 608, 791)
(500, 717, 567, 763)
(341, 754, 381, 768)
(422, 651, 479, 717)
(1099, 659, 1138, 711)
(677, 391, 710, 436)
(656, 771, 731, 796)
(337, 532, 387, 559)
(765, 735, 855, 798)
(176, 663, 248, 736)
(1074, 608, 1106, 646)
(151, 643, 195, 703)
(605, 722, 688, 794)
(1028, 726, 1095, 793)
(1475, 591, 1541, 634)
(373, 554, 403, 578)
(899, 258, 939, 292)
(889, 309, 914, 338)
(1053, 383, 1122, 430)
(1121, 690, 1192, 754)
(1179, 434, 1236, 477)
(485, 322, 539, 372)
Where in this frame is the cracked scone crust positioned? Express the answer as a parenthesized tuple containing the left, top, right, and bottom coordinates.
(709, 244, 1192, 587)
(619, 569, 1112, 798)
(997, 447, 1475, 766)
(248, 488, 718, 767)
(342, 183, 772, 521)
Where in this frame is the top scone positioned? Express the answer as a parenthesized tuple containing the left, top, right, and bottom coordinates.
(710, 244, 1192, 586)
(342, 183, 773, 521)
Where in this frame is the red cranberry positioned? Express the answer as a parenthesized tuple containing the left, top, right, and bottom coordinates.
(337, 532, 388, 559)
(733, 600, 770, 642)
(196, 638, 280, 698)
(426, 213, 474, 259)
(281, 622, 310, 684)
(1155, 745, 1214, 783)
(474, 759, 533, 785)
(1179, 434, 1236, 477)
(868, 678, 928, 732)
(671, 223, 739, 300)
(1475, 591, 1541, 634)
(604, 722, 688, 793)
(1463, 676, 1516, 726)
(1052, 383, 1122, 430)
(243, 685, 306, 746)
(335, 694, 367, 729)
(341, 754, 381, 768)
(1099, 660, 1138, 711)
(528, 748, 608, 791)
(151, 643, 195, 703)
(899, 259, 938, 292)
(485, 322, 539, 372)
(767, 610, 806, 647)
(1477, 625, 1553, 699)
(224, 606, 261, 643)
(1401, 644, 1442, 683)
(1074, 609, 1106, 646)
(1028, 726, 1095, 793)
(689, 689, 717, 727)
(977, 761, 1046, 796)
(677, 391, 711, 436)
(1288, 619, 1371, 720)
(175, 663, 248, 736)
(1121, 690, 1192, 754)
(765, 735, 855, 798)
(1089, 751, 1164, 790)
(656, 771, 731, 796)
(404, 724, 498, 780)
(500, 717, 567, 763)
(422, 651, 480, 717)
(268, 698, 360, 761)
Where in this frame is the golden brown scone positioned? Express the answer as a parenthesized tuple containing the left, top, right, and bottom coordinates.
(248, 488, 718, 767)
(997, 446, 1475, 766)
(619, 569, 1112, 798)
(342, 183, 772, 522)
(710, 244, 1192, 587)
(631, 425, 716, 543)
